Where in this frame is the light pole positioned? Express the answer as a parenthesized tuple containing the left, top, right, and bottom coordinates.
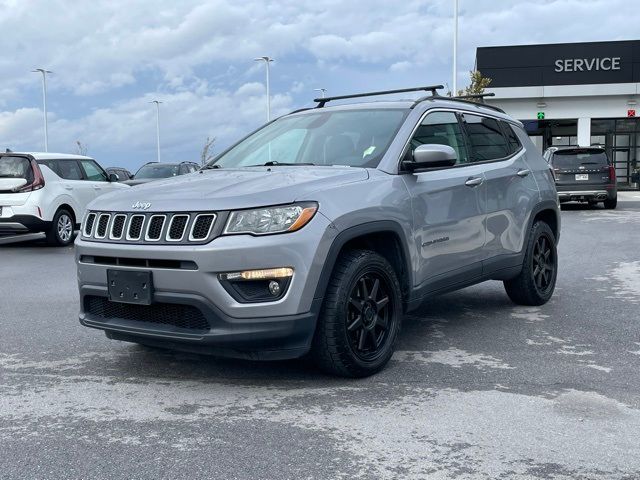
(150, 100, 162, 162)
(452, 0, 459, 96)
(314, 88, 327, 98)
(32, 68, 52, 152)
(254, 56, 274, 121)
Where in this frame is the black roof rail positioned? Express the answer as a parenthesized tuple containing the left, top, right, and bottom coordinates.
(453, 92, 495, 101)
(314, 85, 444, 108)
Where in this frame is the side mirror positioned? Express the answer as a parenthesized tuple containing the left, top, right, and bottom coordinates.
(404, 144, 457, 171)
(108, 173, 119, 182)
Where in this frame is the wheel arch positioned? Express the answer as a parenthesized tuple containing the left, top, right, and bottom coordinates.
(313, 221, 413, 312)
(55, 203, 78, 226)
(529, 201, 560, 244)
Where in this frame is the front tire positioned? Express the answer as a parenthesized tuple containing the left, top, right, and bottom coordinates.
(311, 249, 402, 377)
(504, 221, 557, 306)
(46, 209, 75, 246)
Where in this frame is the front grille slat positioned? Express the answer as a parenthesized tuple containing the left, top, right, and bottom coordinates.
(109, 214, 127, 240)
(167, 215, 189, 241)
(145, 215, 166, 241)
(83, 213, 97, 237)
(95, 214, 111, 239)
(190, 214, 216, 241)
(85, 296, 209, 331)
(127, 215, 145, 241)
(84, 211, 216, 244)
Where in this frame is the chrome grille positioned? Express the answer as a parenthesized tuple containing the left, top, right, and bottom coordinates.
(84, 211, 217, 244)
(127, 215, 145, 241)
(190, 214, 216, 240)
(109, 214, 127, 240)
(167, 215, 189, 241)
(145, 215, 166, 241)
(83, 213, 97, 237)
(95, 214, 111, 239)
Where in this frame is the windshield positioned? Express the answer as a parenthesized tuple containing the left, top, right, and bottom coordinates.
(209, 108, 408, 169)
(0, 155, 33, 180)
(135, 164, 180, 179)
(552, 150, 609, 169)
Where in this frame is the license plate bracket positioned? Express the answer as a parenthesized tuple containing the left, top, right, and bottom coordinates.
(107, 270, 153, 305)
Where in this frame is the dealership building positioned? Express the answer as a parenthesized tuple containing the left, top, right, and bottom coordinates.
(477, 40, 640, 186)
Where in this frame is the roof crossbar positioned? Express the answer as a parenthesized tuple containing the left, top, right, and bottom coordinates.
(314, 85, 444, 108)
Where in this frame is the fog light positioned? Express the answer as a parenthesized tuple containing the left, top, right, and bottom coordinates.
(223, 267, 294, 281)
(268, 280, 281, 296)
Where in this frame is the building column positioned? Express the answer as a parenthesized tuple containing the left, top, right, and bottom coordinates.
(577, 117, 591, 147)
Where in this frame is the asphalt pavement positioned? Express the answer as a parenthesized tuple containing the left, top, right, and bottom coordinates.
(1, 193, 640, 479)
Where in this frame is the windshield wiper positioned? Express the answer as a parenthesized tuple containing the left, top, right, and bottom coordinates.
(247, 161, 315, 167)
(201, 164, 222, 170)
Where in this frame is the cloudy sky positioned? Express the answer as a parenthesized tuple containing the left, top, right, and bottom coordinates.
(0, 0, 633, 170)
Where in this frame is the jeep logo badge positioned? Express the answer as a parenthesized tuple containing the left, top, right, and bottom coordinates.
(131, 201, 151, 210)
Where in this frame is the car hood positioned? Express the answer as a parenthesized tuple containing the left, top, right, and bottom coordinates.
(123, 178, 160, 186)
(89, 166, 369, 212)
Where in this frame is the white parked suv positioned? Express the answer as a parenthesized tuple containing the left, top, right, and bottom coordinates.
(0, 152, 129, 245)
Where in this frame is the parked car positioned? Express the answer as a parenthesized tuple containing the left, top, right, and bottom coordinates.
(125, 161, 200, 186)
(0, 152, 128, 245)
(105, 167, 133, 182)
(76, 86, 560, 377)
(544, 146, 617, 209)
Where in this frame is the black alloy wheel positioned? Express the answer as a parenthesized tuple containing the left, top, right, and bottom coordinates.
(311, 249, 402, 377)
(346, 273, 392, 361)
(532, 234, 555, 295)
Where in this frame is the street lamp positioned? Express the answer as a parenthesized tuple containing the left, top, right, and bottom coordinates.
(452, 0, 459, 96)
(254, 56, 274, 121)
(150, 100, 162, 162)
(32, 68, 53, 152)
(314, 88, 327, 98)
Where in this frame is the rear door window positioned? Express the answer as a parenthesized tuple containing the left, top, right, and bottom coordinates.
(461, 114, 510, 162)
(552, 150, 609, 169)
(57, 159, 84, 180)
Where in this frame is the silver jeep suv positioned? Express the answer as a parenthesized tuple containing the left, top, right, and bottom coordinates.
(76, 86, 560, 377)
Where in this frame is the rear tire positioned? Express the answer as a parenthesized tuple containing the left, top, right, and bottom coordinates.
(311, 249, 402, 378)
(604, 197, 617, 209)
(46, 209, 75, 246)
(504, 221, 557, 306)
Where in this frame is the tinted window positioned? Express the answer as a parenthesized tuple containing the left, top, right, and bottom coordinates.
(135, 164, 180, 179)
(462, 114, 510, 162)
(502, 123, 522, 154)
(57, 159, 84, 180)
(552, 149, 609, 169)
(37, 160, 61, 176)
(410, 111, 469, 164)
(80, 160, 107, 181)
(0, 156, 33, 180)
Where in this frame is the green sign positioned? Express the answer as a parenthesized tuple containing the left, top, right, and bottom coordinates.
(537, 111, 545, 120)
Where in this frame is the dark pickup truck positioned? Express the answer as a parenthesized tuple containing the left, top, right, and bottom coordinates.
(544, 146, 617, 209)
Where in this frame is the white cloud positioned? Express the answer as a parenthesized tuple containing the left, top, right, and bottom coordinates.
(0, 0, 635, 168)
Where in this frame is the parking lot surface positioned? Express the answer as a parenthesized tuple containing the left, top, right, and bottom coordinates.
(1, 193, 640, 479)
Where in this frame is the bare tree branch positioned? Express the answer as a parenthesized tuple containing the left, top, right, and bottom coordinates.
(75, 140, 88, 155)
(200, 136, 216, 166)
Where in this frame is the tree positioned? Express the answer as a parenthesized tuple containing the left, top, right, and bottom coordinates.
(456, 70, 492, 99)
(75, 140, 88, 155)
(200, 136, 216, 166)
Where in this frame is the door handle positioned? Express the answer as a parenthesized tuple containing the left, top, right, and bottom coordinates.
(465, 176, 483, 187)
(516, 169, 531, 177)
(64, 186, 73, 191)
(93, 186, 102, 190)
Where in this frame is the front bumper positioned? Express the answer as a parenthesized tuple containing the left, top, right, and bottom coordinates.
(75, 212, 336, 358)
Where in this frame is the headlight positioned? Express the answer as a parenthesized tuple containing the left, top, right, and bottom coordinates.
(224, 202, 318, 235)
